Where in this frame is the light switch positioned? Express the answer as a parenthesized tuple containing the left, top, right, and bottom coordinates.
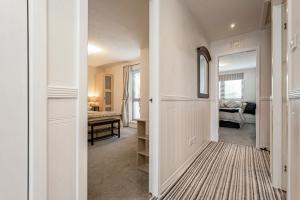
(289, 34, 298, 52)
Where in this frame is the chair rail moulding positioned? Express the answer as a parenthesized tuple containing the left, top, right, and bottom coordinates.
(259, 96, 272, 101)
(160, 95, 211, 102)
(48, 86, 79, 99)
(288, 90, 300, 99)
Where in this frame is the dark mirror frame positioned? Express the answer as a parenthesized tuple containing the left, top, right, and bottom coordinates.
(197, 46, 211, 98)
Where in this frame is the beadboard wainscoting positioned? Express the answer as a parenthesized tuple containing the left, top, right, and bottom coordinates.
(288, 90, 300, 99)
(48, 86, 78, 99)
(259, 96, 271, 148)
(47, 86, 79, 200)
(288, 90, 300, 200)
(159, 96, 211, 193)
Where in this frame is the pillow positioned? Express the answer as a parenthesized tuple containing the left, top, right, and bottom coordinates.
(219, 100, 226, 108)
(225, 100, 242, 108)
(241, 102, 247, 112)
(244, 102, 256, 115)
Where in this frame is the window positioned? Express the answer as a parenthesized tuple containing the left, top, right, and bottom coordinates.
(219, 73, 244, 99)
(130, 68, 141, 121)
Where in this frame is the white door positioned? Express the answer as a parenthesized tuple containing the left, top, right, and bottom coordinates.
(0, 0, 28, 199)
(149, 0, 160, 196)
(287, 0, 300, 199)
(104, 75, 113, 111)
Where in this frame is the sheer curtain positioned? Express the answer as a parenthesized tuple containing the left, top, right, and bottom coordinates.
(122, 65, 130, 127)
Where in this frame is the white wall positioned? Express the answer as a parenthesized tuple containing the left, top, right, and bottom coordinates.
(287, 0, 300, 199)
(0, 0, 28, 199)
(220, 68, 256, 102)
(158, 0, 210, 194)
(210, 29, 272, 148)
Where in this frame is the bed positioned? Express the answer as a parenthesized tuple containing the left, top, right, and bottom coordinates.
(219, 107, 245, 128)
(88, 111, 123, 132)
(88, 111, 122, 122)
(219, 100, 256, 129)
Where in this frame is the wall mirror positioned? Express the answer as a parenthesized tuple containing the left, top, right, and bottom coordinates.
(197, 46, 211, 98)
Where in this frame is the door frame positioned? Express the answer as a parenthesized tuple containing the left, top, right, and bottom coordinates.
(28, 0, 164, 199)
(149, 0, 160, 196)
(28, 0, 88, 200)
(28, 0, 48, 199)
(213, 46, 261, 149)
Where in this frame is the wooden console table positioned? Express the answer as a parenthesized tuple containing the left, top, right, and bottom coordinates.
(88, 118, 120, 145)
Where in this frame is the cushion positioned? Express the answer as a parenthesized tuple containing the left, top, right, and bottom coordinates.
(241, 102, 247, 112)
(219, 100, 226, 108)
(244, 102, 256, 115)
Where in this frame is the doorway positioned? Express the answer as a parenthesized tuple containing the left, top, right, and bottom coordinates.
(87, 0, 150, 199)
(217, 50, 259, 147)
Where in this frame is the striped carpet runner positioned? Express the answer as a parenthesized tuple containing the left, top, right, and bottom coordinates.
(153, 142, 286, 200)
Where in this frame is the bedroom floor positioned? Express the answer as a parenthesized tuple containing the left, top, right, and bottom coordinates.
(88, 127, 149, 200)
(219, 123, 256, 146)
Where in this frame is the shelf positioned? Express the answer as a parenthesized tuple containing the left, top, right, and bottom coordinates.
(137, 119, 149, 174)
(138, 150, 149, 157)
(138, 163, 149, 173)
(138, 135, 149, 141)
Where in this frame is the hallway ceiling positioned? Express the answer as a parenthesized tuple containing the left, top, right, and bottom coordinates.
(88, 0, 149, 67)
(184, 0, 265, 41)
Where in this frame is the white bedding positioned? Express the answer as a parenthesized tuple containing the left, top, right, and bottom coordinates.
(88, 111, 122, 121)
(219, 108, 245, 126)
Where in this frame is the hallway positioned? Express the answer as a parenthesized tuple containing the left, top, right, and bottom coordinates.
(156, 142, 285, 200)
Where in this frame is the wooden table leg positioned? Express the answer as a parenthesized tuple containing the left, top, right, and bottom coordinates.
(111, 122, 114, 136)
(118, 121, 120, 138)
(91, 125, 94, 145)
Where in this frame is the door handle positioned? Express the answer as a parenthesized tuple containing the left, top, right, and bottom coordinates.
(290, 34, 298, 52)
(149, 98, 153, 103)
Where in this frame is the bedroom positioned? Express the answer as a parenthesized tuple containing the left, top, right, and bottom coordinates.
(218, 50, 258, 146)
(87, 0, 150, 199)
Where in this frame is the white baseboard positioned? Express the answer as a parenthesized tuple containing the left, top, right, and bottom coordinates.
(160, 142, 210, 194)
(259, 145, 270, 151)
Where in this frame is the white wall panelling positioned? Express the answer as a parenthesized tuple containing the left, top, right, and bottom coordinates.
(157, 0, 210, 196)
(48, 86, 79, 99)
(287, 0, 300, 198)
(287, 98, 300, 200)
(0, 0, 28, 199)
(160, 98, 210, 192)
(161, 95, 211, 102)
(288, 90, 300, 99)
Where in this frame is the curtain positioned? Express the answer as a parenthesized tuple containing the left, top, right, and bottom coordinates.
(121, 65, 130, 127)
(219, 72, 244, 81)
(219, 73, 244, 99)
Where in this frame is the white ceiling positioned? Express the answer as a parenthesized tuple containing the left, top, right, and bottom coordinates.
(219, 51, 256, 72)
(184, 0, 265, 41)
(88, 0, 149, 67)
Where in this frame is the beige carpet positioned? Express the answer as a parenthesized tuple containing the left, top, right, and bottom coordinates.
(155, 142, 286, 200)
(88, 128, 149, 200)
(219, 123, 256, 146)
